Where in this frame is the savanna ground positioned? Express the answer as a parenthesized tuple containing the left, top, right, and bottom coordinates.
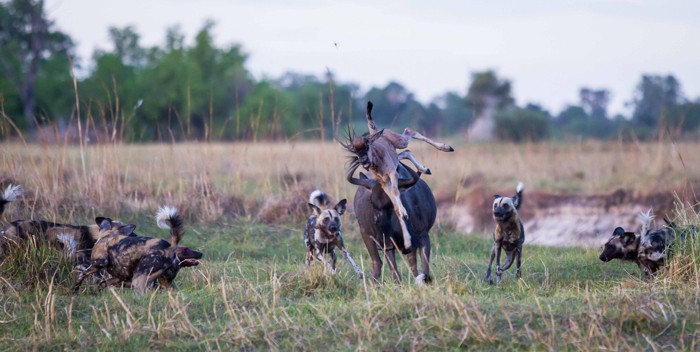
(1, 140, 699, 350)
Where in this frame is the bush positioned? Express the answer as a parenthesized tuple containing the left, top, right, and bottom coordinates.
(494, 106, 550, 142)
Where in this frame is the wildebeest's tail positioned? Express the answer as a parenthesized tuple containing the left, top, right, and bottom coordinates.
(0, 184, 22, 219)
(156, 206, 184, 254)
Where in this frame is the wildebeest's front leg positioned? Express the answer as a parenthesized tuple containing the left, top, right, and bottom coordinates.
(383, 172, 411, 251)
(417, 236, 432, 285)
(360, 230, 383, 282)
(385, 249, 402, 283)
(485, 243, 497, 284)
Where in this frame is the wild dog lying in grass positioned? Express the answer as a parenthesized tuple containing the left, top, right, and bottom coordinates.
(599, 210, 676, 277)
(304, 190, 363, 278)
(73, 206, 189, 293)
(342, 101, 453, 252)
(485, 182, 525, 284)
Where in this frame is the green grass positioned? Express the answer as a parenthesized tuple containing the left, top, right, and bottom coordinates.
(1, 217, 699, 351)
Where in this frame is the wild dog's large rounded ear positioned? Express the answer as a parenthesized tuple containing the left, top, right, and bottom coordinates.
(613, 227, 625, 236)
(96, 217, 112, 231)
(118, 224, 136, 236)
(308, 203, 322, 216)
(335, 199, 348, 215)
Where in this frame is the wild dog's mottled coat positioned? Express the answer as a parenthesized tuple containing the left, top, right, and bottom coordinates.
(73, 206, 187, 293)
(485, 182, 525, 284)
(304, 190, 363, 277)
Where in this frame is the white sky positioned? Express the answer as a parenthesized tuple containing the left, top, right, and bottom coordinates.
(46, 0, 700, 116)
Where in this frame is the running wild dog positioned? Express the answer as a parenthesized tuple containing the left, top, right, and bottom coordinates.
(485, 182, 525, 284)
(73, 206, 187, 293)
(304, 190, 363, 278)
(599, 210, 676, 277)
(342, 101, 453, 251)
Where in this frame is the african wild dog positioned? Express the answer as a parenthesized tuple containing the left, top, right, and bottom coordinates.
(600, 210, 676, 277)
(304, 190, 363, 278)
(347, 161, 436, 285)
(485, 182, 525, 284)
(342, 101, 453, 252)
(73, 206, 188, 293)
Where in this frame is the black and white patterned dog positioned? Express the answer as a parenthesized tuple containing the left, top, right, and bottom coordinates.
(304, 190, 363, 278)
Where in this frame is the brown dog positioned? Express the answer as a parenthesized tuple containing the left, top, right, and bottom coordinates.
(73, 206, 186, 293)
(485, 182, 525, 284)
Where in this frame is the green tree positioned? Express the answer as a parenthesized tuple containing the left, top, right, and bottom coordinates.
(0, 0, 73, 129)
(632, 74, 683, 130)
(494, 105, 550, 142)
(465, 70, 513, 116)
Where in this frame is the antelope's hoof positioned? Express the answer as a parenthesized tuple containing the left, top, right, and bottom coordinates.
(445, 145, 455, 152)
(425, 168, 432, 175)
(485, 275, 494, 285)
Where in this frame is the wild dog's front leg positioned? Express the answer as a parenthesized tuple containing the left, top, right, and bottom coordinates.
(397, 150, 431, 175)
(404, 128, 454, 152)
(315, 249, 334, 274)
(515, 248, 522, 279)
(485, 243, 497, 284)
(495, 242, 504, 284)
(73, 266, 100, 292)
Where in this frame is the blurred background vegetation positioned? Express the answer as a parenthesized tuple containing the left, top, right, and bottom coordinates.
(1, 0, 700, 143)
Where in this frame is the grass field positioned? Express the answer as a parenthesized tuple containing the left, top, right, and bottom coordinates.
(1, 141, 699, 350)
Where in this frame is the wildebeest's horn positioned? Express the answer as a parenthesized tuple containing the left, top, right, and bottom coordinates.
(346, 161, 376, 189)
(397, 164, 421, 187)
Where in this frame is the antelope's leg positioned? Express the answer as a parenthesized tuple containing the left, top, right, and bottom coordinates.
(404, 128, 454, 152)
(397, 150, 430, 174)
(383, 173, 411, 250)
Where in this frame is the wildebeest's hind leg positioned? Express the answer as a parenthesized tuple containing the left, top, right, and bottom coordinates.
(418, 236, 432, 284)
(404, 128, 454, 152)
(385, 249, 402, 283)
(397, 150, 431, 175)
(360, 230, 383, 282)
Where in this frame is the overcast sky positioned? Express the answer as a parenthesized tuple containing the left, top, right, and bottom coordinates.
(45, 0, 700, 116)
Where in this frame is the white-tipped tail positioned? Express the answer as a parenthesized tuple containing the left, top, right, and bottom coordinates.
(156, 206, 179, 229)
(2, 184, 22, 202)
(638, 209, 654, 236)
(516, 182, 524, 193)
(309, 189, 328, 208)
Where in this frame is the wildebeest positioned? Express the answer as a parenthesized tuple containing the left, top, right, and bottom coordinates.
(346, 161, 437, 285)
(342, 102, 453, 252)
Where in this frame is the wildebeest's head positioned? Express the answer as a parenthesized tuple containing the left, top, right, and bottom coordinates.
(599, 227, 638, 262)
(341, 126, 384, 171)
(309, 199, 347, 239)
(492, 182, 524, 222)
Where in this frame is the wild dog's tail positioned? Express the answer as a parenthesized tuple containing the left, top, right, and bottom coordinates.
(638, 209, 654, 236)
(309, 190, 330, 209)
(513, 182, 524, 210)
(156, 206, 184, 254)
(0, 184, 22, 219)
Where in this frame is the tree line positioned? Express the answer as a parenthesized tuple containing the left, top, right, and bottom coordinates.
(1, 0, 699, 143)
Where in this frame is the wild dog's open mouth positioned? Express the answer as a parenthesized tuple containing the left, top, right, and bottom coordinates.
(179, 258, 200, 267)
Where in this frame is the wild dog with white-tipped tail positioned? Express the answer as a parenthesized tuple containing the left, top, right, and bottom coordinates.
(304, 190, 363, 278)
(73, 206, 193, 293)
(485, 182, 525, 284)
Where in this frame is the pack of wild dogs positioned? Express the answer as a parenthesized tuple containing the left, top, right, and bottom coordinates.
(0, 101, 685, 294)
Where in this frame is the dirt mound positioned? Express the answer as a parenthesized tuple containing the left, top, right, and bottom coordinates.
(445, 181, 695, 247)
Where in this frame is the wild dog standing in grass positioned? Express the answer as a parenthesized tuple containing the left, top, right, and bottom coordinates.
(304, 190, 363, 278)
(485, 182, 525, 284)
(73, 206, 187, 293)
(600, 210, 676, 277)
(342, 102, 454, 251)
